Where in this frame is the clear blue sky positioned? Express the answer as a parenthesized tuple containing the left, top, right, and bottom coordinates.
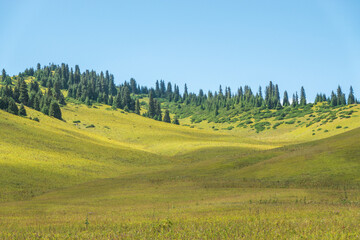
(1, 0, 359, 101)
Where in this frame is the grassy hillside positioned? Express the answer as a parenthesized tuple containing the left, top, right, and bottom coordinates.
(1, 101, 360, 238)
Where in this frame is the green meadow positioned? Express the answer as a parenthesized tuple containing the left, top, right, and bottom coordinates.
(1, 102, 360, 239)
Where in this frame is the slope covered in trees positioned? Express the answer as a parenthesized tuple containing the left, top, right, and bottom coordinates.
(1, 63, 358, 130)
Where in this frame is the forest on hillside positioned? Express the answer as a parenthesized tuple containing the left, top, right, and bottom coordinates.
(0, 64, 358, 126)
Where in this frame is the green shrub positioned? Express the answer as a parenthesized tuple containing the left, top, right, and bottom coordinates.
(272, 121, 284, 129)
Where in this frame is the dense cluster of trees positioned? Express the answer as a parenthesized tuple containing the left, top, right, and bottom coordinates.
(149, 80, 357, 116)
(315, 86, 356, 107)
(17, 64, 180, 124)
(0, 73, 62, 119)
(1, 63, 358, 125)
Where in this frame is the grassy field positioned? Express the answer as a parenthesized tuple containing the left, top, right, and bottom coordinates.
(1, 102, 360, 238)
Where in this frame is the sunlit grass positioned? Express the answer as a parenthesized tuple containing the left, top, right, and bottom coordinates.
(1, 102, 360, 238)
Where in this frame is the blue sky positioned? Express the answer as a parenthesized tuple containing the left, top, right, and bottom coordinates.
(0, 0, 359, 100)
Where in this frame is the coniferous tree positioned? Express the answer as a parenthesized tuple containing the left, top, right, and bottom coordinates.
(166, 82, 172, 100)
(130, 78, 137, 94)
(13, 82, 20, 102)
(155, 100, 162, 120)
(330, 91, 337, 106)
(49, 101, 62, 120)
(148, 90, 156, 118)
(2, 69, 6, 82)
(291, 94, 297, 107)
(155, 80, 160, 97)
(109, 96, 113, 106)
(135, 99, 140, 115)
(183, 84, 188, 99)
(336, 86, 346, 105)
(283, 91, 290, 106)
(85, 97, 91, 106)
(0, 98, 7, 110)
(300, 87, 306, 106)
(348, 86, 355, 105)
(172, 115, 180, 125)
(163, 110, 171, 123)
(214, 105, 219, 116)
(19, 80, 29, 106)
(7, 99, 18, 115)
(19, 103, 27, 116)
(33, 94, 40, 111)
(122, 85, 133, 111)
(115, 90, 122, 109)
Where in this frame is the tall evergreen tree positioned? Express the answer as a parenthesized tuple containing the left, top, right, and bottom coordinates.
(163, 110, 171, 123)
(172, 115, 180, 125)
(7, 99, 18, 115)
(148, 90, 156, 118)
(283, 91, 290, 106)
(135, 99, 141, 115)
(2, 69, 6, 82)
(19, 103, 27, 116)
(291, 93, 297, 107)
(19, 80, 29, 106)
(330, 91, 337, 106)
(336, 86, 346, 105)
(155, 100, 162, 120)
(183, 84, 188, 99)
(348, 86, 355, 105)
(49, 101, 62, 120)
(300, 87, 306, 106)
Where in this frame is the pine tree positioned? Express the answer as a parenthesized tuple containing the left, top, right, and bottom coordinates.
(283, 91, 289, 106)
(34, 95, 40, 111)
(19, 103, 27, 116)
(160, 80, 166, 97)
(122, 85, 132, 111)
(148, 90, 156, 118)
(300, 87, 306, 106)
(109, 96, 113, 106)
(172, 115, 180, 125)
(49, 101, 62, 120)
(0, 98, 7, 110)
(214, 105, 219, 116)
(115, 89, 122, 109)
(13, 84, 20, 102)
(19, 80, 29, 105)
(183, 84, 188, 99)
(330, 91, 337, 106)
(155, 100, 162, 120)
(7, 99, 18, 115)
(337, 86, 345, 105)
(130, 78, 137, 94)
(291, 94, 297, 107)
(135, 99, 140, 115)
(163, 110, 171, 123)
(2, 69, 6, 82)
(85, 97, 91, 106)
(166, 82, 172, 100)
(348, 86, 355, 105)
(155, 80, 160, 97)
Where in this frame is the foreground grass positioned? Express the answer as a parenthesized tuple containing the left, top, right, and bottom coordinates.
(1, 181, 360, 239)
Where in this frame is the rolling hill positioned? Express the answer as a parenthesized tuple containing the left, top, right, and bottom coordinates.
(1, 100, 360, 238)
